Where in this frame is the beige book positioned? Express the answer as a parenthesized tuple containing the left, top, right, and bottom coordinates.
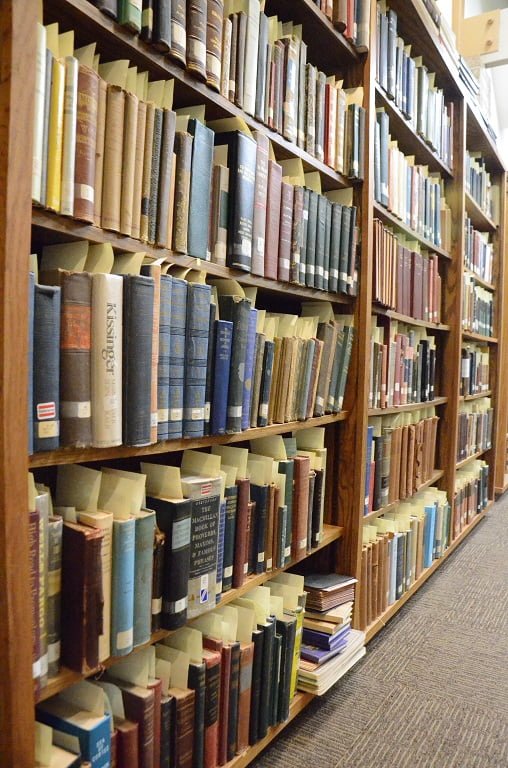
(101, 84, 125, 232)
(61, 56, 78, 216)
(131, 99, 147, 241)
(120, 90, 139, 235)
(93, 77, 107, 227)
(221, 16, 233, 99)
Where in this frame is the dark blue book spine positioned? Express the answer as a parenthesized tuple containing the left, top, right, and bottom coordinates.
(222, 485, 238, 592)
(241, 308, 258, 431)
(211, 319, 233, 435)
(33, 283, 61, 452)
(278, 460, 294, 565)
(122, 275, 154, 446)
(258, 339, 275, 427)
(188, 119, 214, 259)
(250, 483, 269, 574)
(183, 283, 211, 437)
(203, 302, 216, 436)
(28, 272, 35, 455)
(167, 277, 187, 439)
(218, 295, 251, 433)
(157, 275, 172, 441)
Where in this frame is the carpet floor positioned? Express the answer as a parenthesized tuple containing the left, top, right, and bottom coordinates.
(250, 497, 508, 768)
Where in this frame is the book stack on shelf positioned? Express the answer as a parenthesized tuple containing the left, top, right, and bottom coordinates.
(460, 343, 490, 398)
(453, 460, 489, 538)
(457, 398, 493, 464)
(298, 573, 365, 695)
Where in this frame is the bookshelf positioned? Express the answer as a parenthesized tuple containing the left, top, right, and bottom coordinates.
(0, 0, 506, 765)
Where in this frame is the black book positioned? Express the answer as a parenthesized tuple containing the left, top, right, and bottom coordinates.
(227, 642, 241, 761)
(249, 628, 264, 745)
(249, 483, 269, 574)
(395, 531, 405, 599)
(188, 661, 206, 768)
(146, 495, 192, 629)
(217, 294, 251, 433)
(373, 434, 384, 511)
(122, 275, 154, 447)
(275, 615, 297, 723)
(140, 0, 154, 42)
(157, 274, 172, 442)
(257, 618, 275, 740)
(323, 199, 332, 292)
(222, 484, 238, 592)
(160, 693, 175, 768)
(311, 467, 324, 549)
(91, 0, 117, 17)
(306, 470, 316, 554)
(329, 203, 342, 293)
(153, 0, 171, 51)
(203, 302, 217, 437)
(258, 339, 275, 428)
(299, 188, 310, 285)
(314, 195, 327, 291)
(338, 206, 352, 295)
(278, 459, 293, 565)
(270, 631, 282, 726)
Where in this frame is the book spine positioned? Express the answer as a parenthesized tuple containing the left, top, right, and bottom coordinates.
(189, 662, 206, 768)
(187, 0, 208, 80)
(32, 24, 46, 205)
(111, 518, 136, 657)
(156, 109, 176, 247)
(28, 508, 40, 693)
(216, 498, 227, 598)
(140, 263, 161, 444)
(184, 283, 211, 437)
(40, 49, 53, 208)
(140, 0, 154, 43)
(93, 77, 107, 227)
(203, 303, 216, 436)
(188, 495, 221, 618)
(251, 132, 269, 276)
(74, 65, 99, 223)
(46, 57, 65, 212)
(118, 0, 142, 31)
(167, 278, 187, 439)
(222, 486, 238, 592)
(241, 308, 258, 431)
(151, 528, 165, 632)
(258, 339, 274, 427)
(101, 84, 125, 232)
(206, 0, 224, 91)
(220, 16, 232, 99)
(204, 656, 220, 768)
(219, 131, 257, 271)
(278, 182, 294, 283)
(172, 131, 193, 253)
(46, 516, 63, 679)
(232, 478, 250, 588)
(218, 295, 250, 433)
(148, 107, 163, 244)
(140, 102, 155, 242)
(33, 284, 61, 452)
(227, 643, 241, 760)
(119, 91, 139, 236)
(133, 512, 156, 647)
(264, 160, 282, 280)
(153, 0, 171, 51)
(188, 121, 214, 258)
(157, 275, 172, 441)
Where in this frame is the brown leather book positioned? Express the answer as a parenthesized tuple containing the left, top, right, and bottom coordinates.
(228, 12, 238, 103)
(93, 76, 107, 227)
(113, 680, 155, 768)
(232, 477, 250, 588)
(291, 455, 311, 559)
(187, 0, 207, 81)
(131, 99, 147, 240)
(274, 337, 294, 423)
(111, 728, 118, 768)
(115, 716, 140, 768)
(371, 539, 379, 621)
(147, 677, 162, 768)
(236, 641, 254, 754)
(264, 159, 282, 280)
(273, 40, 284, 134)
(203, 648, 221, 768)
(265, 483, 276, 572)
(206, 0, 224, 91)
(278, 181, 294, 283)
(61, 521, 104, 672)
(101, 84, 125, 232)
(74, 65, 99, 223)
(156, 109, 177, 247)
(366, 543, 373, 626)
(218, 644, 232, 765)
(140, 102, 155, 242)
(376, 536, 385, 616)
(168, 687, 195, 768)
(172, 131, 193, 253)
(359, 546, 368, 630)
(399, 425, 408, 500)
(406, 424, 416, 498)
(251, 131, 269, 277)
(119, 91, 138, 237)
(170, 0, 187, 65)
(39, 269, 92, 447)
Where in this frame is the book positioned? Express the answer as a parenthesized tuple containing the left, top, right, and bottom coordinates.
(33, 284, 61, 452)
(184, 283, 211, 438)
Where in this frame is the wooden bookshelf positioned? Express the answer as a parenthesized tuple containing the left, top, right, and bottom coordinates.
(372, 201, 452, 259)
(362, 470, 445, 522)
(460, 390, 492, 402)
(462, 331, 498, 344)
(463, 268, 495, 292)
(368, 397, 447, 416)
(456, 447, 490, 469)
(465, 191, 498, 232)
(371, 305, 450, 331)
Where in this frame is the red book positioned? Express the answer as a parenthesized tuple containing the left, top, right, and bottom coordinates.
(115, 717, 140, 768)
(114, 680, 155, 768)
(291, 455, 311, 558)
(236, 642, 254, 753)
(168, 687, 195, 768)
(147, 677, 162, 768)
(264, 160, 282, 280)
(232, 477, 250, 588)
(204, 638, 231, 767)
(203, 648, 221, 768)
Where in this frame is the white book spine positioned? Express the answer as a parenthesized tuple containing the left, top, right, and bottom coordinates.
(243, 0, 260, 116)
(32, 23, 47, 204)
(60, 56, 78, 216)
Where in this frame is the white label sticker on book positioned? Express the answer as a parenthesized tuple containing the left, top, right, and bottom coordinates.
(243, 562, 249, 574)
(173, 597, 187, 613)
(32, 659, 41, 679)
(152, 597, 162, 614)
(48, 641, 60, 663)
(223, 565, 233, 578)
(204, 403, 210, 420)
(241, 238, 250, 256)
(257, 551, 265, 563)
(61, 400, 91, 418)
(172, 24, 186, 49)
(142, 7, 153, 26)
(116, 628, 133, 650)
(200, 574, 209, 604)
(169, 408, 183, 420)
(37, 401, 56, 420)
(75, 183, 94, 203)
(259, 404, 268, 418)
(284, 546, 291, 558)
(173, 517, 191, 550)
(158, 408, 169, 421)
(266, 558, 272, 570)
(299, 537, 307, 549)
(151, 412, 158, 427)
(37, 420, 59, 438)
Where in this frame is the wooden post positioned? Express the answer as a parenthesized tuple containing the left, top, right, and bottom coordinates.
(0, 0, 37, 764)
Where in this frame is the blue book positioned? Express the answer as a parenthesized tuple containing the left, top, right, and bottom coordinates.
(111, 517, 136, 657)
(210, 319, 233, 435)
(167, 277, 187, 439)
(28, 272, 35, 455)
(300, 636, 349, 665)
(133, 510, 156, 648)
(187, 119, 214, 259)
(241, 308, 258, 431)
(33, 283, 61, 452)
(203, 302, 217, 436)
(302, 623, 350, 651)
(215, 498, 227, 601)
(157, 275, 172, 441)
(278, 459, 294, 565)
(423, 504, 437, 568)
(258, 339, 275, 427)
(183, 283, 211, 437)
(36, 700, 111, 768)
(364, 426, 374, 515)
(217, 294, 251, 433)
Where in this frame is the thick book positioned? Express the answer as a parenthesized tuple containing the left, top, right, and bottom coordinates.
(118, 0, 142, 31)
(133, 510, 156, 648)
(251, 131, 269, 276)
(157, 274, 172, 441)
(188, 661, 206, 768)
(264, 160, 282, 280)
(249, 482, 269, 574)
(184, 479, 221, 619)
(155, 108, 176, 248)
(122, 275, 154, 447)
(209, 164, 229, 265)
(232, 477, 251, 588)
(227, 641, 241, 761)
(101, 84, 125, 232)
(214, 131, 257, 271)
(33, 283, 61, 452)
(146, 494, 192, 629)
(111, 517, 136, 658)
(206, 0, 224, 91)
(170, 0, 187, 64)
(258, 339, 274, 427)
(257, 617, 275, 739)
(210, 319, 233, 435)
(153, 0, 171, 50)
(74, 65, 99, 223)
(166, 277, 187, 439)
(203, 648, 221, 768)
(236, 641, 254, 753)
(46, 515, 63, 678)
(114, 680, 155, 768)
(186, 0, 208, 80)
(241, 308, 258, 431)
(169, 686, 195, 768)
(172, 131, 194, 254)
(120, 91, 139, 236)
(276, 615, 297, 723)
(291, 455, 311, 559)
(184, 283, 211, 438)
(217, 294, 251, 433)
(147, 107, 163, 245)
(248, 628, 263, 745)
(187, 119, 214, 259)
(114, 715, 140, 768)
(60, 521, 104, 672)
(204, 302, 217, 437)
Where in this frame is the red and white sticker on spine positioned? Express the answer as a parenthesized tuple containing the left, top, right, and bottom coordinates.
(37, 402, 56, 420)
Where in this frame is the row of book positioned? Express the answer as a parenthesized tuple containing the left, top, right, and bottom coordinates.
(359, 487, 452, 629)
(460, 343, 490, 398)
(29, 241, 355, 452)
(375, 5, 453, 169)
(457, 398, 493, 463)
(365, 409, 439, 514)
(30, 430, 331, 686)
(375, 109, 447, 247)
(464, 217, 494, 284)
(453, 460, 489, 539)
(311, 0, 370, 48)
(462, 276, 494, 338)
(369, 320, 437, 411)
(36, 572, 321, 768)
(466, 152, 495, 220)
(33, 24, 361, 290)
(372, 218, 442, 323)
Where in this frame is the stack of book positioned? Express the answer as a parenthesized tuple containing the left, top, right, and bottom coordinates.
(462, 274, 494, 337)
(457, 398, 493, 462)
(374, 109, 446, 246)
(360, 487, 451, 629)
(365, 408, 439, 514)
(375, 5, 454, 170)
(28, 429, 332, 691)
(29, 245, 355, 453)
(459, 56, 480, 100)
(297, 573, 365, 695)
(466, 152, 495, 220)
(369, 320, 437, 410)
(460, 343, 490, 397)
(464, 217, 493, 284)
(373, 219, 442, 321)
(453, 460, 489, 537)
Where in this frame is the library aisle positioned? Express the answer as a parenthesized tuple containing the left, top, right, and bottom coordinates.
(251, 499, 508, 768)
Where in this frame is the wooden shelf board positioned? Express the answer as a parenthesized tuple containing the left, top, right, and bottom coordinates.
(372, 305, 450, 331)
(43, 0, 353, 192)
(368, 397, 447, 416)
(495, 475, 508, 496)
(29, 413, 349, 468)
(456, 447, 490, 469)
(461, 390, 492, 402)
(365, 507, 489, 642)
(463, 268, 495, 292)
(37, 524, 344, 702)
(363, 470, 445, 522)
(465, 191, 498, 233)
(462, 330, 498, 344)
(374, 82, 453, 177)
(31, 209, 353, 306)
(466, 101, 505, 172)
(373, 202, 451, 259)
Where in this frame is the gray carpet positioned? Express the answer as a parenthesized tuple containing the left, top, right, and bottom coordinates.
(251, 497, 508, 768)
